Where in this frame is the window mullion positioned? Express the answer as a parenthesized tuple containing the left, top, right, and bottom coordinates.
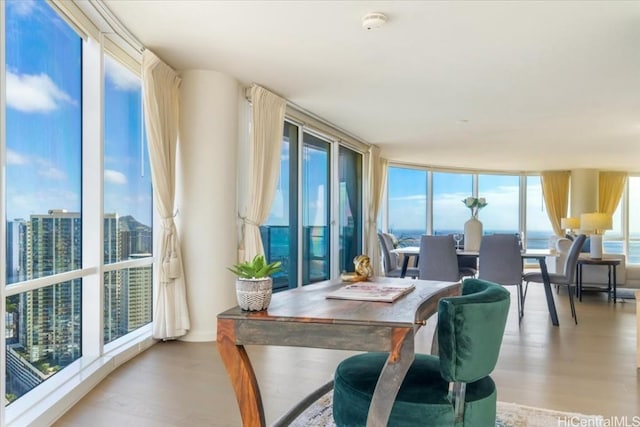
(81, 36, 104, 358)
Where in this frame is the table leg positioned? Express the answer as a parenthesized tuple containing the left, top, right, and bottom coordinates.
(400, 256, 410, 278)
(613, 265, 617, 304)
(367, 328, 414, 427)
(636, 291, 640, 369)
(577, 264, 583, 302)
(538, 258, 559, 326)
(217, 318, 266, 427)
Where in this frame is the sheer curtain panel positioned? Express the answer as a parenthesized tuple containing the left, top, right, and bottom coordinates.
(366, 147, 388, 276)
(142, 50, 190, 339)
(240, 85, 286, 261)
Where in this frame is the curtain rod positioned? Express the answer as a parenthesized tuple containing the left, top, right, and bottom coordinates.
(245, 84, 371, 149)
(90, 0, 145, 53)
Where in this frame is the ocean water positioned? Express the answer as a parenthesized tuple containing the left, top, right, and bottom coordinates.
(388, 229, 640, 264)
(262, 226, 640, 280)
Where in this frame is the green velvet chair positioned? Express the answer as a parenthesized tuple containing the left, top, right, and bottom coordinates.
(332, 278, 510, 427)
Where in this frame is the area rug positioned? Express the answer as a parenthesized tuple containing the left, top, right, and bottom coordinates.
(288, 390, 604, 427)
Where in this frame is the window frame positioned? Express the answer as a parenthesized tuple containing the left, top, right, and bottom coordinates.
(1, 2, 155, 425)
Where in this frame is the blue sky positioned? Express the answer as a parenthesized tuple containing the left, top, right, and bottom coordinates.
(388, 168, 552, 232)
(5, 0, 151, 226)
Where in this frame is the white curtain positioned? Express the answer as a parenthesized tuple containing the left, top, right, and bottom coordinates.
(365, 147, 388, 276)
(142, 50, 190, 339)
(240, 85, 287, 261)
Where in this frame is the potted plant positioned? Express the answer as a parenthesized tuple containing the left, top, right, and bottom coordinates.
(228, 254, 282, 311)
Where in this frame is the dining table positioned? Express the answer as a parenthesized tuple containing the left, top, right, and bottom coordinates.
(217, 277, 461, 427)
(391, 246, 561, 326)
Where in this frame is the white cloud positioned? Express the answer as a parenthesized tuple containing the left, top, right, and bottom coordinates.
(104, 56, 140, 91)
(7, 0, 37, 16)
(39, 167, 66, 181)
(6, 149, 28, 165)
(105, 170, 128, 185)
(6, 71, 75, 113)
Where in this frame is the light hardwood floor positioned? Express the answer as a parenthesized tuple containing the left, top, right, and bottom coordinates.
(54, 284, 639, 426)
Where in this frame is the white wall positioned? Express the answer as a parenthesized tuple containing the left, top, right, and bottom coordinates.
(177, 70, 240, 341)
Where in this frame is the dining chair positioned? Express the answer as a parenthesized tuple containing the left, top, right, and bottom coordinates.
(457, 255, 478, 278)
(448, 234, 477, 278)
(332, 278, 511, 426)
(378, 232, 419, 279)
(477, 234, 525, 321)
(418, 235, 461, 281)
(522, 234, 586, 325)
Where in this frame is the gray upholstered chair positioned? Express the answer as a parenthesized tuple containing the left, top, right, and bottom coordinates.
(378, 232, 418, 279)
(448, 234, 477, 278)
(523, 234, 586, 324)
(332, 279, 511, 426)
(457, 255, 478, 278)
(418, 235, 461, 281)
(478, 234, 524, 321)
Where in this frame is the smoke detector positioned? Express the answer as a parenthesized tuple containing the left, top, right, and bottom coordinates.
(362, 12, 387, 30)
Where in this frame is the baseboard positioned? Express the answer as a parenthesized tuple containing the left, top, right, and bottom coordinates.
(180, 329, 217, 342)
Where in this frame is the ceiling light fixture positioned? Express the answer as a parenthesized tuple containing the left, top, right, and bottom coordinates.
(362, 12, 387, 30)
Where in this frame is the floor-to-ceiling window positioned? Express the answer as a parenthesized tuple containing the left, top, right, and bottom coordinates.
(338, 146, 362, 274)
(102, 54, 152, 345)
(627, 176, 640, 263)
(387, 166, 427, 246)
(302, 132, 330, 284)
(603, 199, 624, 255)
(262, 121, 365, 288)
(385, 167, 640, 260)
(385, 167, 559, 252)
(262, 122, 298, 291)
(478, 174, 520, 237)
(3, 0, 153, 418)
(432, 171, 472, 237)
(4, 0, 83, 403)
(525, 175, 553, 250)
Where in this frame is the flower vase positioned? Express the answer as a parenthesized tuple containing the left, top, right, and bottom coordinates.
(464, 217, 483, 252)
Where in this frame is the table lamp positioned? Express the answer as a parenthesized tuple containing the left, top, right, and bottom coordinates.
(580, 212, 612, 259)
(561, 217, 580, 237)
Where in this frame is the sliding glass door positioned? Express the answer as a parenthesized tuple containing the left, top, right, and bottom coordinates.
(262, 122, 364, 289)
(339, 146, 363, 274)
(302, 133, 330, 284)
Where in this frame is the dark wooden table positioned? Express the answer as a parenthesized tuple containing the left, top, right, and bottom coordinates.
(576, 256, 621, 303)
(217, 277, 461, 427)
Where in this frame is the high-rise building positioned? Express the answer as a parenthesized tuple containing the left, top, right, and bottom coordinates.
(103, 214, 153, 343)
(7, 209, 152, 399)
(125, 260, 153, 333)
(104, 214, 123, 342)
(6, 210, 83, 400)
(19, 210, 82, 366)
(6, 219, 26, 284)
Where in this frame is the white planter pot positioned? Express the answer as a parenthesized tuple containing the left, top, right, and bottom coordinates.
(464, 217, 483, 251)
(235, 277, 273, 311)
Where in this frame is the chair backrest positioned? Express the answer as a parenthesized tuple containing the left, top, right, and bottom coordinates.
(378, 232, 398, 273)
(477, 234, 523, 286)
(438, 278, 510, 382)
(418, 235, 460, 281)
(563, 234, 587, 283)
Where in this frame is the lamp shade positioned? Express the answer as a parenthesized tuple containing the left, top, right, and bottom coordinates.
(561, 217, 580, 230)
(580, 212, 612, 234)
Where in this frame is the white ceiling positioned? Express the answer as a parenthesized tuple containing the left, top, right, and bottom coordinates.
(103, 0, 640, 172)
